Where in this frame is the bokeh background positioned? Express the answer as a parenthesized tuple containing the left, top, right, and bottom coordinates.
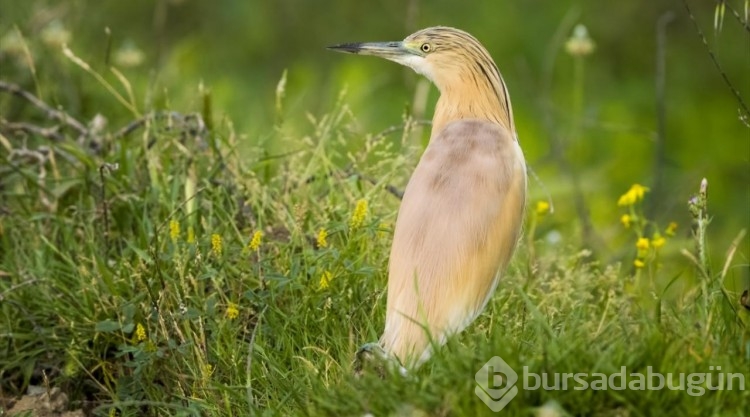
(2, 0, 749, 271)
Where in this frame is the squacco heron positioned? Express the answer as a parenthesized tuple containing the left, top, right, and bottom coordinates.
(330, 26, 526, 369)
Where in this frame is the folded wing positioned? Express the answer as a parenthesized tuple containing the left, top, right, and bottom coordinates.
(380, 119, 526, 367)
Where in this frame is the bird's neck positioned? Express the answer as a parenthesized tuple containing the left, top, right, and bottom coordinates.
(430, 81, 514, 140)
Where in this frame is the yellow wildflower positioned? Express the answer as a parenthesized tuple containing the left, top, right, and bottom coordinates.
(535, 200, 550, 216)
(620, 214, 631, 228)
(617, 184, 649, 206)
(350, 199, 368, 231)
(201, 363, 214, 380)
(226, 303, 239, 320)
(211, 233, 223, 256)
(617, 193, 634, 207)
(169, 219, 180, 243)
(652, 235, 666, 249)
(634, 259, 645, 268)
(62, 357, 78, 377)
(187, 226, 196, 243)
(319, 270, 332, 290)
(636, 237, 650, 251)
(377, 222, 391, 239)
(630, 184, 649, 200)
(665, 222, 678, 237)
(316, 228, 328, 248)
(249, 230, 263, 251)
(135, 323, 147, 342)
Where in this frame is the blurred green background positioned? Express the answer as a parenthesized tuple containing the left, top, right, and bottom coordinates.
(1, 0, 749, 267)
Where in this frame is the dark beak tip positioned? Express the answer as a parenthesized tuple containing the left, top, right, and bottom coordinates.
(327, 43, 361, 54)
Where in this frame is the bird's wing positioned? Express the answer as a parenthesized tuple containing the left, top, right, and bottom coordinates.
(380, 119, 526, 366)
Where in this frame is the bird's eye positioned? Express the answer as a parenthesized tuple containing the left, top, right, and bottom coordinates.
(420, 43, 431, 53)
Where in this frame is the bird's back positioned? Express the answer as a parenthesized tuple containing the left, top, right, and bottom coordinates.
(380, 119, 526, 367)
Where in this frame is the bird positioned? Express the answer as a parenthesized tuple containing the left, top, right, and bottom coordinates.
(329, 26, 526, 369)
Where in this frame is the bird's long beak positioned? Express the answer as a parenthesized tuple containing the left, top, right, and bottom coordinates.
(327, 41, 413, 59)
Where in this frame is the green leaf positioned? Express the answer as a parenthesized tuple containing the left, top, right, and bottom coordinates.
(121, 322, 134, 333)
(95, 320, 121, 333)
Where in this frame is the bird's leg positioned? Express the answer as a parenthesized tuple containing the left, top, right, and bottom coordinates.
(352, 342, 408, 378)
(353, 342, 387, 378)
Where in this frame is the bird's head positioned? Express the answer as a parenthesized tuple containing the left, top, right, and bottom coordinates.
(328, 26, 499, 93)
(329, 26, 514, 133)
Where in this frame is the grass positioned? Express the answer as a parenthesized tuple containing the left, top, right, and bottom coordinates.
(1, 62, 749, 416)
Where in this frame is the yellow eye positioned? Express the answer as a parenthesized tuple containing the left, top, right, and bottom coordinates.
(420, 43, 431, 53)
